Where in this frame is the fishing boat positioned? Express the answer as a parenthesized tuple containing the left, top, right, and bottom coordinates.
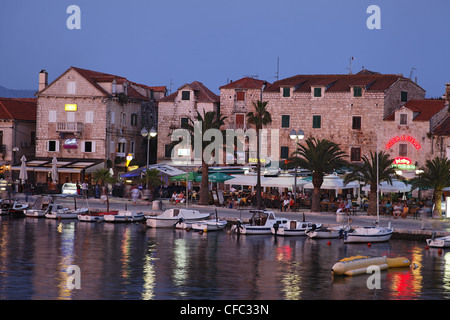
(78, 211, 118, 222)
(104, 210, 145, 222)
(426, 233, 450, 248)
(231, 210, 287, 235)
(343, 222, 393, 243)
(306, 224, 350, 239)
(0, 199, 29, 216)
(272, 220, 322, 236)
(45, 207, 88, 219)
(145, 208, 211, 228)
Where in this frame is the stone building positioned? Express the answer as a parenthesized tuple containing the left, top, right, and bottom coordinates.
(33, 67, 165, 184)
(219, 70, 426, 168)
(0, 98, 36, 178)
(156, 81, 219, 164)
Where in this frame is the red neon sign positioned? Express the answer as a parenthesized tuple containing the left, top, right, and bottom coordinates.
(393, 157, 412, 165)
(386, 135, 421, 150)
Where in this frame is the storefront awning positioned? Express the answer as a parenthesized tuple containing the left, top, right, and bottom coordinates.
(11, 158, 105, 174)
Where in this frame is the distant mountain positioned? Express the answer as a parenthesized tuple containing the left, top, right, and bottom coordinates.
(0, 85, 36, 98)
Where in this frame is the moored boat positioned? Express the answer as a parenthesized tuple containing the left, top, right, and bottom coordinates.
(272, 220, 322, 236)
(343, 222, 393, 243)
(231, 210, 287, 235)
(104, 210, 144, 222)
(145, 208, 211, 228)
(306, 225, 350, 239)
(188, 219, 228, 231)
(426, 233, 450, 248)
(78, 211, 118, 222)
(45, 206, 88, 219)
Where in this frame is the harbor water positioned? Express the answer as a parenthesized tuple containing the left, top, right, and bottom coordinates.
(1, 215, 450, 300)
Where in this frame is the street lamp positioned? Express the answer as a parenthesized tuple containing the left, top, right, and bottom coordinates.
(289, 129, 304, 201)
(141, 127, 157, 168)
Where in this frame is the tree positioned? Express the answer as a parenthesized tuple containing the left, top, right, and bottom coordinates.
(291, 138, 348, 212)
(246, 100, 272, 209)
(92, 168, 115, 212)
(181, 110, 227, 205)
(409, 157, 450, 219)
(140, 168, 164, 202)
(344, 151, 399, 216)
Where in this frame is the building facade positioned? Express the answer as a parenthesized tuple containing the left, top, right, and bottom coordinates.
(34, 67, 165, 184)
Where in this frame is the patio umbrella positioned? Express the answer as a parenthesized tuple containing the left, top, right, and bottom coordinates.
(169, 172, 201, 182)
(195, 172, 234, 183)
(362, 179, 411, 193)
(19, 155, 27, 184)
(51, 157, 58, 183)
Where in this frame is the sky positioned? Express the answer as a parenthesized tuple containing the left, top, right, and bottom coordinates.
(0, 0, 449, 97)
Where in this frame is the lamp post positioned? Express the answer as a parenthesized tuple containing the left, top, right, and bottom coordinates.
(289, 129, 304, 201)
(140, 127, 157, 168)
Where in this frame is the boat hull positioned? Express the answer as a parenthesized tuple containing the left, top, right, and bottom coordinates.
(104, 211, 144, 222)
(272, 221, 322, 236)
(189, 220, 227, 231)
(232, 225, 273, 235)
(78, 211, 118, 222)
(145, 209, 211, 228)
(24, 210, 46, 218)
(344, 227, 393, 243)
(426, 236, 450, 248)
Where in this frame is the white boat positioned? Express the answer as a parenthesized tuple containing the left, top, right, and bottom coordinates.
(0, 199, 29, 216)
(45, 207, 89, 219)
(343, 222, 393, 243)
(188, 219, 228, 231)
(426, 233, 450, 248)
(231, 210, 287, 235)
(104, 210, 145, 222)
(145, 208, 211, 228)
(25, 202, 60, 218)
(78, 211, 118, 222)
(272, 220, 322, 236)
(306, 225, 350, 239)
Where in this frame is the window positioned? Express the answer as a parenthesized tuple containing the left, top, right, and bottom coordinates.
(85, 111, 94, 124)
(280, 146, 289, 159)
(130, 141, 135, 155)
(182, 91, 190, 100)
(313, 88, 322, 97)
(236, 91, 245, 101)
(353, 87, 362, 97)
(401, 91, 408, 102)
(118, 141, 126, 154)
(312, 115, 321, 128)
(111, 111, 115, 125)
(49, 110, 57, 123)
(121, 112, 126, 125)
(82, 141, 96, 153)
(399, 144, 407, 157)
(235, 113, 245, 129)
(67, 111, 75, 122)
(400, 114, 407, 125)
(352, 116, 361, 130)
(30, 131, 35, 146)
(282, 87, 290, 97)
(67, 82, 76, 95)
(350, 148, 361, 162)
(181, 117, 189, 126)
(46, 140, 59, 152)
(281, 115, 290, 128)
(165, 144, 172, 158)
(131, 113, 138, 126)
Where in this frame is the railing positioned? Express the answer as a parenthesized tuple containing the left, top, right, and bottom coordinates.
(56, 122, 83, 133)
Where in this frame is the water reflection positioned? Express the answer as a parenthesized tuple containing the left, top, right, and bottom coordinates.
(1, 216, 450, 300)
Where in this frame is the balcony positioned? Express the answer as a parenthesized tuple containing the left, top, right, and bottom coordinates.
(56, 122, 83, 133)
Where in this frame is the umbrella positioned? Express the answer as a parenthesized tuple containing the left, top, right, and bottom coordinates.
(169, 172, 201, 182)
(51, 157, 58, 183)
(19, 155, 27, 184)
(195, 172, 234, 183)
(362, 179, 411, 193)
(303, 173, 359, 190)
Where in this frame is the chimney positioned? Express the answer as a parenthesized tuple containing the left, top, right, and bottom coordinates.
(445, 83, 450, 102)
(39, 69, 48, 91)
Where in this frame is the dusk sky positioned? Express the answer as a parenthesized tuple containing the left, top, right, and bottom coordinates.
(1, 0, 449, 97)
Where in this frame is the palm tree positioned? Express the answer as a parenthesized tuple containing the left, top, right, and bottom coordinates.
(247, 100, 272, 209)
(140, 168, 165, 202)
(291, 137, 348, 212)
(344, 151, 399, 216)
(409, 157, 450, 218)
(181, 110, 227, 205)
(92, 168, 115, 212)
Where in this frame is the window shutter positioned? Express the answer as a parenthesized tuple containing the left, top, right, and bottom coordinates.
(85, 111, 94, 123)
(49, 110, 57, 122)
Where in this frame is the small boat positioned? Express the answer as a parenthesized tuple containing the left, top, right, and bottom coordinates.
(331, 255, 411, 276)
(343, 222, 393, 243)
(306, 224, 350, 239)
(231, 210, 287, 235)
(272, 220, 322, 236)
(104, 210, 145, 222)
(45, 206, 88, 219)
(78, 211, 118, 222)
(188, 219, 228, 231)
(426, 233, 450, 248)
(0, 199, 29, 216)
(145, 208, 211, 228)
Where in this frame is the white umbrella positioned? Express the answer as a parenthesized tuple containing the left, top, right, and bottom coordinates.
(303, 173, 359, 190)
(51, 157, 58, 183)
(19, 155, 28, 184)
(362, 179, 411, 193)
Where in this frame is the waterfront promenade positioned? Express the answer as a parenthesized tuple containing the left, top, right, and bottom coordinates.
(38, 194, 450, 241)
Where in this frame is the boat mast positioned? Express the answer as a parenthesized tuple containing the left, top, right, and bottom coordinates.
(376, 132, 379, 225)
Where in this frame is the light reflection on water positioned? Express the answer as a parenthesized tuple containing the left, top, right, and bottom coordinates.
(1, 216, 450, 300)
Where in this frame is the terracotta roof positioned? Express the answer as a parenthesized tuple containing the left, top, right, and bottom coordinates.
(384, 99, 447, 122)
(160, 81, 219, 103)
(0, 98, 37, 121)
(265, 73, 415, 93)
(433, 115, 450, 135)
(219, 77, 269, 90)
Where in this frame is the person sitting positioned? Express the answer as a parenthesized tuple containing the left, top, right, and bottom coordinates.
(401, 203, 409, 218)
(393, 202, 402, 218)
(282, 197, 291, 212)
(170, 191, 177, 204)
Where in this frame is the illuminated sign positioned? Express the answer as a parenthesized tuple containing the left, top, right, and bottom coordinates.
(65, 104, 77, 111)
(385, 135, 421, 150)
(392, 157, 416, 170)
(63, 138, 78, 149)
